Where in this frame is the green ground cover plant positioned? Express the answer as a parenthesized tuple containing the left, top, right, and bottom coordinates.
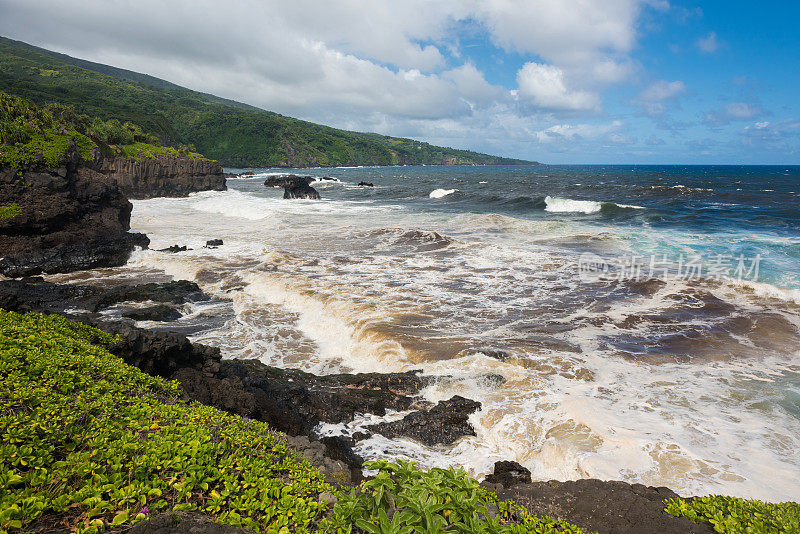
(321, 459, 587, 534)
(664, 495, 800, 534)
(0, 310, 330, 534)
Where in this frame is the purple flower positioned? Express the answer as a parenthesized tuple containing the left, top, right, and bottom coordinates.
(140, 507, 149, 515)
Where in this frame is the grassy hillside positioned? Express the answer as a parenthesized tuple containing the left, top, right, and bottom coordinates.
(0, 36, 536, 168)
(0, 90, 207, 171)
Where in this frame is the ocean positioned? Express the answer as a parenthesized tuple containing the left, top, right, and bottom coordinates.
(57, 165, 800, 501)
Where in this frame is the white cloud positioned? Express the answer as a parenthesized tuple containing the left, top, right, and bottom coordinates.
(516, 62, 600, 111)
(475, 0, 640, 65)
(696, 32, 721, 54)
(705, 102, 764, 126)
(534, 120, 624, 143)
(634, 80, 687, 116)
(639, 80, 687, 101)
(0, 0, 673, 161)
(740, 119, 800, 150)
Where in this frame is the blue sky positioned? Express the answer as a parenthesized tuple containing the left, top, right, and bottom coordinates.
(1, 0, 799, 164)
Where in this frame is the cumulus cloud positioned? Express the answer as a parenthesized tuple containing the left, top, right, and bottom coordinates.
(534, 120, 624, 143)
(516, 62, 600, 111)
(704, 102, 765, 126)
(740, 119, 800, 150)
(0, 0, 671, 161)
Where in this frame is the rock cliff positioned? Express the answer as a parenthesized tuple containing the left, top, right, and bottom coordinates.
(94, 153, 226, 199)
(0, 150, 149, 277)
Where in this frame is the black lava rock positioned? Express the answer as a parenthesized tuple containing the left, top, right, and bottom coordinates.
(485, 461, 532, 487)
(122, 304, 183, 322)
(283, 176, 321, 199)
(368, 395, 481, 446)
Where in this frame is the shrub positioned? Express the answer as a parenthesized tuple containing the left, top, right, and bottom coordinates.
(319, 459, 587, 533)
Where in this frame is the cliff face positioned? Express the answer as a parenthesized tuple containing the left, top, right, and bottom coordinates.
(0, 151, 149, 277)
(94, 154, 226, 199)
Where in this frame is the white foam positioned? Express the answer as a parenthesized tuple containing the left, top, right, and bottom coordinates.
(545, 196, 602, 214)
(121, 181, 800, 502)
(240, 271, 410, 374)
(728, 278, 800, 305)
(429, 188, 457, 199)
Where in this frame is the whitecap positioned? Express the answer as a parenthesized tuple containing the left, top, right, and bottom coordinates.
(429, 188, 457, 199)
(544, 196, 602, 214)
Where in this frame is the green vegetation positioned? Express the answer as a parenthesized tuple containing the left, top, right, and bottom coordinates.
(0, 36, 535, 168)
(664, 496, 800, 534)
(116, 142, 205, 161)
(321, 459, 586, 533)
(0, 91, 94, 168)
(0, 90, 211, 170)
(0, 203, 21, 220)
(0, 309, 331, 533)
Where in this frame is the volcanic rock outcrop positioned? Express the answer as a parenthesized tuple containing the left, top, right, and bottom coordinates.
(94, 153, 226, 199)
(0, 150, 149, 277)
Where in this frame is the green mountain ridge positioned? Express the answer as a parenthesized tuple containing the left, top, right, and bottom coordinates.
(0, 36, 536, 168)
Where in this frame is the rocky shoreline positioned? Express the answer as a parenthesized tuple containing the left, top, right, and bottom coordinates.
(0, 159, 720, 533)
(0, 276, 717, 533)
(95, 152, 226, 199)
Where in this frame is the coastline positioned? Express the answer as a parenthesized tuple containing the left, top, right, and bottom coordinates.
(2, 155, 800, 532)
(0, 278, 717, 534)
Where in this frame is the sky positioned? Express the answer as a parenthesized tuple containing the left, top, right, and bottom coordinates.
(1, 0, 799, 164)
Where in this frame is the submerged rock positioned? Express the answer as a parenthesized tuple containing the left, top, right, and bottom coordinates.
(368, 395, 481, 446)
(122, 304, 182, 322)
(157, 244, 188, 253)
(0, 279, 204, 314)
(395, 230, 453, 251)
(283, 176, 321, 200)
(205, 239, 224, 248)
(357, 181, 374, 187)
(89, 280, 205, 311)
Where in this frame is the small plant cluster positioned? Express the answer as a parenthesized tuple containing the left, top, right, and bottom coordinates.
(0, 309, 331, 534)
(320, 460, 587, 534)
(0, 90, 210, 170)
(0, 203, 21, 220)
(664, 495, 800, 533)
